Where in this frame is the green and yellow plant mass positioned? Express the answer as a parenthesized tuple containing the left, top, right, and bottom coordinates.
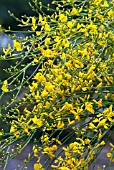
(0, 0, 114, 169)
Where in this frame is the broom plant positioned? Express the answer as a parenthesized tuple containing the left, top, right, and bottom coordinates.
(0, 0, 114, 169)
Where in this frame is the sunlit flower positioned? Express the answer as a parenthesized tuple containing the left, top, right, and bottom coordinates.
(34, 163, 44, 170)
(41, 90, 48, 98)
(13, 40, 22, 51)
(85, 102, 94, 114)
(1, 80, 9, 93)
(59, 14, 67, 22)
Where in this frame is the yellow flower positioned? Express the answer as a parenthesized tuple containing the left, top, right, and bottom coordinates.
(57, 121, 64, 129)
(4, 80, 8, 85)
(93, 99, 102, 108)
(34, 163, 44, 170)
(70, 110, 80, 120)
(67, 21, 73, 28)
(110, 142, 114, 148)
(41, 134, 49, 144)
(44, 82, 54, 92)
(41, 20, 46, 26)
(39, 14, 42, 22)
(71, 8, 78, 15)
(59, 167, 70, 170)
(22, 18, 30, 25)
(108, 9, 113, 18)
(85, 102, 94, 114)
(1, 80, 9, 93)
(33, 73, 46, 82)
(32, 115, 43, 127)
(44, 23, 51, 31)
(14, 40, 22, 51)
(85, 139, 91, 145)
(62, 39, 70, 47)
(107, 152, 112, 158)
(103, 0, 109, 7)
(68, 118, 75, 126)
(77, 23, 84, 30)
(47, 59, 53, 66)
(45, 38, 51, 45)
(98, 129, 102, 139)
(36, 31, 41, 36)
(43, 48, 58, 58)
(60, 102, 73, 111)
(65, 61, 72, 68)
(51, 145, 57, 151)
(89, 122, 96, 130)
(97, 15, 104, 22)
(32, 17, 36, 25)
(59, 14, 67, 22)
(87, 64, 96, 76)
(54, 36, 61, 43)
(10, 125, 16, 133)
(87, 22, 98, 33)
(43, 145, 57, 158)
(29, 82, 38, 92)
(41, 90, 48, 98)
(95, 141, 105, 148)
(94, 0, 102, 5)
(32, 16, 38, 30)
(32, 91, 40, 101)
(33, 58, 38, 63)
(97, 119, 108, 129)
(32, 82, 38, 89)
(3, 44, 12, 55)
(74, 59, 83, 68)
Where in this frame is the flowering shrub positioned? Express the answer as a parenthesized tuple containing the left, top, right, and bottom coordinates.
(0, 0, 114, 169)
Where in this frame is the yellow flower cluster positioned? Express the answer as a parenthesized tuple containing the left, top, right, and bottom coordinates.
(0, 0, 114, 169)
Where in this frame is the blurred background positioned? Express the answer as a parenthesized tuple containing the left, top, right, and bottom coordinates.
(0, 0, 54, 30)
(0, 0, 36, 51)
(0, 0, 33, 78)
(0, 0, 32, 30)
(0, 0, 54, 79)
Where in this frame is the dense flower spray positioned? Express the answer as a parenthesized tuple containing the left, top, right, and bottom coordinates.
(0, 0, 114, 169)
